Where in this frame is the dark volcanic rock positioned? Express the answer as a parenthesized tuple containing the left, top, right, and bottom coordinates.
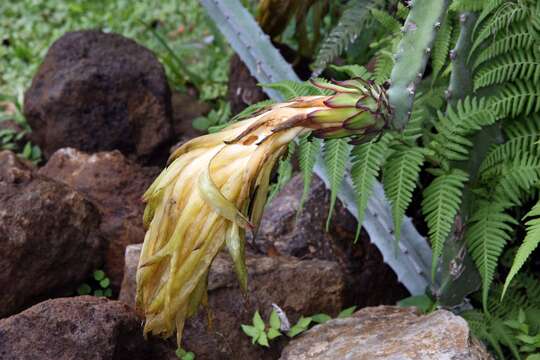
(253, 173, 409, 307)
(0, 296, 174, 360)
(24, 30, 173, 161)
(227, 54, 267, 115)
(39, 148, 159, 290)
(280, 306, 493, 360)
(0, 151, 103, 318)
(120, 243, 346, 360)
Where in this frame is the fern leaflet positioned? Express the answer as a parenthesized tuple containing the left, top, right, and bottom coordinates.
(466, 201, 517, 310)
(383, 146, 425, 242)
(350, 133, 392, 240)
(474, 50, 540, 90)
(502, 200, 540, 298)
(323, 138, 351, 230)
(491, 79, 540, 118)
(422, 168, 469, 279)
(298, 135, 322, 213)
(431, 13, 453, 82)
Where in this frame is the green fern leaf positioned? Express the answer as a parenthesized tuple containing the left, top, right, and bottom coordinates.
(466, 201, 517, 311)
(383, 146, 425, 242)
(371, 7, 401, 33)
(329, 64, 372, 79)
(431, 14, 454, 82)
(473, 25, 535, 70)
(491, 79, 540, 118)
(231, 99, 276, 121)
(312, 0, 379, 76)
(471, 2, 529, 57)
(430, 97, 499, 162)
(491, 152, 540, 206)
(373, 51, 394, 85)
(323, 138, 351, 230)
(422, 168, 469, 279)
(502, 200, 540, 298)
(260, 80, 327, 100)
(268, 142, 296, 201)
(480, 116, 540, 173)
(450, 0, 487, 12)
(474, 50, 540, 90)
(350, 133, 392, 240)
(298, 135, 322, 213)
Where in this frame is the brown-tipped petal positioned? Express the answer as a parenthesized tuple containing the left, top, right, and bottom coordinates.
(270, 113, 309, 133)
(308, 107, 361, 124)
(343, 111, 377, 130)
(323, 93, 363, 108)
(309, 79, 359, 94)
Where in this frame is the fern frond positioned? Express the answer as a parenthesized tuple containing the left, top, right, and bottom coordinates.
(430, 97, 499, 162)
(466, 200, 517, 310)
(491, 152, 540, 206)
(431, 14, 454, 82)
(491, 79, 540, 118)
(474, 50, 540, 90)
(502, 200, 540, 298)
(371, 7, 401, 33)
(323, 138, 351, 230)
(261, 79, 328, 100)
(268, 142, 296, 201)
(422, 168, 469, 279)
(373, 51, 394, 85)
(329, 64, 372, 79)
(479, 116, 540, 173)
(471, 2, 529, 57)
(298, 135, 322, 213)
(473, 25, 535, 70)
(383, 146, 425, 242)
(231, 99, 276, 121)
(312, 0, 378, 76)
(350, 134, 392, 240)
(450, 0, 487, 12)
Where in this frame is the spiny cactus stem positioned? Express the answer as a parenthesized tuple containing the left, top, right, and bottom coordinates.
(387, 0, 450, 130)
(447, 12, 477, 105)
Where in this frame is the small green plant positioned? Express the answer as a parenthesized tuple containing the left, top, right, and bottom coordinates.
(77, 270, 113, 298)
(192, 101, 231, 133)
(175, 347, 195, 360)
(0, 92, 41, 163)
(242, 306, 357, 346)
(241, 310, 282, 347)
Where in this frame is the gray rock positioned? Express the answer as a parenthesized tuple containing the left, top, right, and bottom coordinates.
(24, 30, 173, 161)
(253, 173, 409, 307)
(280, 306, 493, 360)
(120, 243, 347, 360)
(0, 296, 173, 360)
(39, 148, 159, 290)
(0, 151, 103, 318)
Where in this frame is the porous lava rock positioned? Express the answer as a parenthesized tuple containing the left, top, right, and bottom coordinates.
(0, 151, 103, 317)
(253, 173, 409, 307)
(0, 296, 175, 360)
(24, 30, 173, 161)
(39, 148, 159, 290)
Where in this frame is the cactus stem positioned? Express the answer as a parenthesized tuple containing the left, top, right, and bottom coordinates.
(387, 0, 450, 130)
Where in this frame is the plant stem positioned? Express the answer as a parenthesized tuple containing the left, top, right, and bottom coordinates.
(387, 0, 450, 130)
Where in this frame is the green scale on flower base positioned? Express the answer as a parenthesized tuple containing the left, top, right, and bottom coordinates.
(308, 78, 391, 143)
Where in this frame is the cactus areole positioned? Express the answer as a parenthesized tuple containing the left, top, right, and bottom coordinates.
(136, 79, 390, 346)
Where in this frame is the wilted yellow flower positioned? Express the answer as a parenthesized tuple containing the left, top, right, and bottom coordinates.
(136, 79, 390, 346)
